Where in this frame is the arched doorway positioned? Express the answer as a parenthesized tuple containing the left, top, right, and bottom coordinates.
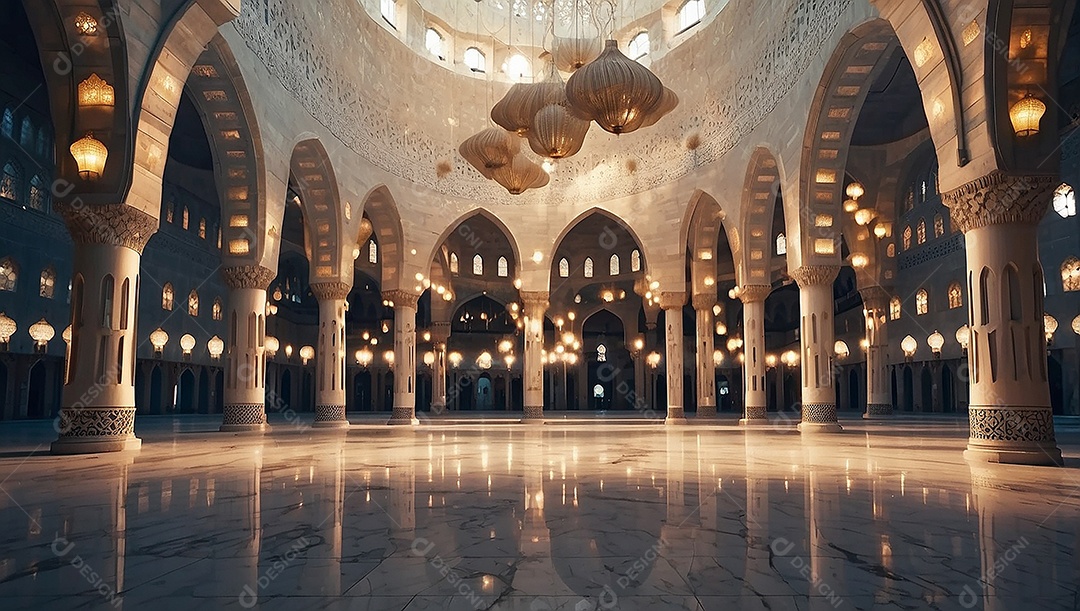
(177, 369, 195, 413)
(848, 369, 860, 414)
(354, 370, 372, 411)
(198, 369, 210, 414)
(941, 364, 954, 413)
(902, 366, 914, 412)
(150, 365, 164, 415)
(476, 374, 493, 410)
(213, 371, 224, 414)
(383, 371, 394, 411)
(302, 371, 313, 412)
(1048, 353, 1065, 415)
(27, 361, 46, 419)
(920, 367, 933, 413)
(280, 369, 292, 412)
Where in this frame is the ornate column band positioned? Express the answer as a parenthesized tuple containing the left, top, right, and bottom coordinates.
(657, 292, 688, 310)
(738, 284, 772, 304)
(311, 282, 352, 301)
(222, 404, 269, 428)
(865, 404, 893, 417)
(431, 321, 452, 343)
(520, 290, 550, 310)
(801, 402, 838, 424)
(56, 203, 159, 254)
(941, 171, 1056, 233)
(222, 265, 276, 290)
(314, 405, 348, 428)
(743, 405, 768, 421)
(382, 289, 420, 308)
(790, 265, 841, 288)
(859, 285, 890, 311)
(51, 407, 140, 454)
(691, 293, 715, 311)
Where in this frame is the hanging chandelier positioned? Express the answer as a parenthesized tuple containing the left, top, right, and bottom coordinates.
(459, 127, 520, 177)
(640, 86, 679, 128)
(526, 60, 590, 159)
(491, 154, 550, 195)
(552, 36, 602, 72)
(566, 39, 676, 135)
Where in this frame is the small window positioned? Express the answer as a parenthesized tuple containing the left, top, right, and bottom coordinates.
(182, 206, 189, 230)
(609, 254, 620, 276)
(676, 0, 705, 32)
(39, 266, 55, 298)
(631, 249, 642, 272)
(948, 282, 963, 309)
(212, 297, 223, 321)
(198, 218, 206, 239)
(775, 233, 787, 256)
(464, 47, 486, 73)
(188, 290, 199, 317)
(902, 226, 912, 250)
(380, 0, 397, 28)
(473, 254, 484, 276)
(497, 256, 509, 278)
(504, 53, 531, 82)
(597, 343, 607, 363)
(28, 176, 46, 211)
(559, 258, 570, 278)
(36, 127, 48, 159)
(450, 252, 459, 274)
(0, 109, 11, 139)
(934, 214, 944, 238)
(0, 257, 17, 291)
(584, 257, 594, 278)
(917, 219, 926, 245)
(1, 162, 20, 201)
(19, 117, 32, 149)
(369, 240, 378, 264)
(886, 243, 896, 258)
(889, 296, 901, 320)
(904, 189, 914, 213)
(1054, 184, 1076, 218)
(1062, 256, 1080, 291)
(162, 283, 174, 311)
(628, 32, 650, 60)
(166, 202, 174, 224)
(425, 28, 445, 60)
(916, 289, 929, 315)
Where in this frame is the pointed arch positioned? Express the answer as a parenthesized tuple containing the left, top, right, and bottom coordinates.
(360, 185, 406, 289)
(290, 138, 345, 282)
(734, 148, 784, 284)
(424, 208, 523, 280)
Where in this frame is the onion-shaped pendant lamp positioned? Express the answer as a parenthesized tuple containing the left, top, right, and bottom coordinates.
(459, 128, 520, 177)
(553, 36, 602, 72)
(566, 40, 666, 135)
(640, 87, 680, 128)
(491, 82, 539, 136)
(528, 103, 590, 159)
(491, 154, 549, 195)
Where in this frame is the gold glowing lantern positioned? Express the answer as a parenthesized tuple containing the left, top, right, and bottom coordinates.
(150, 328, 169, 355)
(78, 74, 115, 108)
(300, 345, 315, 365)
(70, 132, 108, 180)
(180, 333, 196, 355)
(1010, 93, 1046, 137)
(29, 318, 55, 349)
(955, 325, 970, 352)
(566, 40, 667, 135)
(0, 312, 16, 345)
(491, 155, 550, 195)
(208, 336, 224, 359)
(459, 128, 520, 177)
(264, 335, 279, 357)
(552, 36, 602, 72)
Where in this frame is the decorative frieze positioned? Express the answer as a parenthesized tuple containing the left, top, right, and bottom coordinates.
(310, 281, 352, 301)
(657, 292, 688, 310)
(382, 290, 419, 308)
(941, 172, 1056, 233)
(801, 402, 837, 424)
(222, 265, 276, 290)
(738, 284, 772, 304)
(789, 265, 841, 288)
(56, 203, 158, 253)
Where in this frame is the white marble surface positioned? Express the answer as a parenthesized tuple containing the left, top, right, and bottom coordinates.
(0, 414, 1077, 610)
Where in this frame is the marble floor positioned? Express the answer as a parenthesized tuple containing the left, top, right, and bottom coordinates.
(0, 414, 1078, 611)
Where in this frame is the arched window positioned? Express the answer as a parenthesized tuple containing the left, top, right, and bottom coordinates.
(188, 290, 199, 317)
(425, 28, 445, 60)
(380, 0, 397, 27)
(212, 297, 223, 321)
(36, 127, 48, 159)
(775, 233, 787, 256)
(902, 226, 912, 250)
(0, 109, 11, 139)
(889, 296, 901, 320)
(198, 218, 206, 239)
(369, 240, 378, 264)
(676, 0, 706, 32)
(39, 266, 55, 298)
(915, 289, 929, 315)
(464, 47, 486, 73)
(450, 252, 459, 274)
(182, 206, 189, 230)
(948, 282, 963, 309)
(904, 188, 914, 213)
(497, 256, 509, 278)
(19, 117, 32, 149)
(609, 254, 620, 276)
(559, 258, 570, 278)
(1061, 256, 1080, 291)
(162, 283, 174, 311)
(0, 257, 16, 291)
(631, 249, 642, 272)
(934, 214, 945, 238)
(504, 53, 531, 82)
(28, 175, 46, 211)
(597, 343, 608, 363)
(1054, 184, 1076, 218)
(166, 202, 174, 223)
(628, 32, 650, 60)
(886, 243, 896, 258)
(1, 161, 20, 201)
(916, 219, 926, 245)
(584, 257, 594, 278)
(473, 254, 484, 276)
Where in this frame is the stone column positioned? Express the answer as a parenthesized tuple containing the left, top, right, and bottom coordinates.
(692, 294, 717, 418)
(219, 265, 275, 432)
(52, 204, 157, 454)
(430, 322, 450, 414)
(861, 286, 892, 418)
(738, 284, 772, 424)
(791, 266, 842, 433)
(311, 282, 351, 428)
(521, 291, 549, 421)
(384, 290, 419, 425)
(942, 172, 1062, 465)
(659, 292, 687, 424)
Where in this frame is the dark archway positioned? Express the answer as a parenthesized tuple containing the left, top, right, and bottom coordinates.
(177, 369, 196, 413)
(920, 367, 933, 413)
(27, 361, 46, 419)
(848, 369, 860, 414)
(150, 365, 164, 415)
(281, 369, 292, 412)
(198, 369, 210, 414)
(354, 370, 372, 411)
(902, 366, 914, 412)
(941, 364, 955, 413)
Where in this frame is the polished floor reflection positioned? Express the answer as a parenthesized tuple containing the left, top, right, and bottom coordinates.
(0, 415, 1078, 610)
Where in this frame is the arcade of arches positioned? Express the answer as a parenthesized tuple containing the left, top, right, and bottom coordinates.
(0, 0, 1079, 608)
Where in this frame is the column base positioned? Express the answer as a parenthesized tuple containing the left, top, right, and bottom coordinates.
(313, 405, 350, 429)
(863, 403, 893, 419)
(798, 422, 844, 433)
(220, 403, 269, 433)
(966, 406, 1062, 466)
(696, 405, 717, 419)
(798, 403, 842, 433)
(51, 407, 141, 455)
(387, 407, 419, 426)
(522, 406, 544, 422)
(430, 401, 447, 416)
(739, 418, 770, 427)
(665, 408, 688, 425)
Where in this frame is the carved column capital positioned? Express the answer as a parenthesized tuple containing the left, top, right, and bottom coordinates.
(310, 281, 352, 301)
(941, 171, 1056, 233)
(790, 265, 840, 288)
(431, 321, 452, 343)
(222, 265, 276, 290)
(691, 293, 716, 311)
(382, 289, 419, 308)
(657, 292, 687, 310)
(738, 284, 772, 304)
(56, 203, 159, 254)
(859, 285, 891, 311)
(520, 291, 550, 311)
